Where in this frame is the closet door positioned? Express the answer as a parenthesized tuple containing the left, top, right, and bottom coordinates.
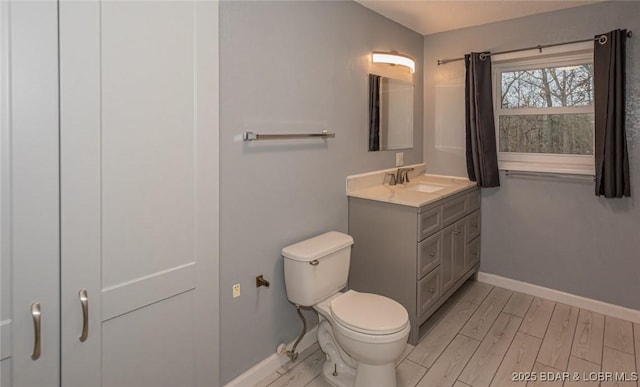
(2, 2, 61, 386)
(59, 1, 220, 386)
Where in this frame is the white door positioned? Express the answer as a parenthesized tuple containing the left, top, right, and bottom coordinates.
(58, 1, 220, 386)
(1, 2, 61, 386)
(2, 1, 220, 386)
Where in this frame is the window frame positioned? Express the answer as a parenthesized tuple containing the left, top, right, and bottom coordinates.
(492, 42, 595, 175)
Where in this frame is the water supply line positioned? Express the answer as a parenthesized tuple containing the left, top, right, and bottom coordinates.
(286, 304, 307, 361)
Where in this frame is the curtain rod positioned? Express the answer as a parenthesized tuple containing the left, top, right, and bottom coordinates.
(436, 30, 632, 65)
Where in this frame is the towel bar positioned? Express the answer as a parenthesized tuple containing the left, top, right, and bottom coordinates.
(242, 130, 335, 141)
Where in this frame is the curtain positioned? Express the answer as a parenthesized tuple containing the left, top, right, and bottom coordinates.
(465, 53, 500, 187)
(594, 29, 630, 198)
(368, 74, 381, 151)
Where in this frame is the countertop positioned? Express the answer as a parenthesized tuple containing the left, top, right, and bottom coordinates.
(347, 173, 478, 208)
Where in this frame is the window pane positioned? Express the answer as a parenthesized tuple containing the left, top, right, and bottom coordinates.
(501, 64, 593, 108)
(499, 114, 594, 155)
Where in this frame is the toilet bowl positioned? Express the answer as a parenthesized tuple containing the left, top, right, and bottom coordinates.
(314, 291, 410, 387)
(282, 231, 410, 387)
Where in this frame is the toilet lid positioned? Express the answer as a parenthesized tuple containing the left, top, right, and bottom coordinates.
(330, 290, 408, 335)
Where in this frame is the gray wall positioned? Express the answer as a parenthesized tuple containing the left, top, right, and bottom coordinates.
(219, 1, 423, 382)
(423, 2, 640, 309)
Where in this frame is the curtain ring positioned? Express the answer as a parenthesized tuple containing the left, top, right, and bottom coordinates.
(598, 35, 608, 45)
(479, 53, 488, 61)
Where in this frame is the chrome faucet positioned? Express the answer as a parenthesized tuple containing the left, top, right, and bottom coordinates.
(387, 167, 415, 185)
(397, 167, 414, 184)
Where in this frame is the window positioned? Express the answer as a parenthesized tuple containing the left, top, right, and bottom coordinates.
(492, 43, 595, 174)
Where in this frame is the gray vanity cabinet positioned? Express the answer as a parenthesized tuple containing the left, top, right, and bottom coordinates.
(348, 187, 480, 344)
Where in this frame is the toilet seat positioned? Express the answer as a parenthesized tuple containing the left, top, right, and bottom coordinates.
(330, 290, 408, 335)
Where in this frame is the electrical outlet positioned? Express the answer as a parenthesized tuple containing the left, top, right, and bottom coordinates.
(395, 152, 404, 167)
(232, 283, 241, 298)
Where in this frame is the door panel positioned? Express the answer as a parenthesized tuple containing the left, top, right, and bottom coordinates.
(59, 2, 102, 386)
(101, 1, 196, 289)
(0, 320, 10, 362)
(1, 359, 11, 386)
(102, 291, 196, 387)
(1, 0, 12, 379)
(98, 11, 200, 385)
(7, 2, 60, 386)
(60, 1, 219, 386)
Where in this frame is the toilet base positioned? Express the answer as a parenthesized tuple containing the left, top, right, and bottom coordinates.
(317, 320, 357, 387)
(354, 362, 396, 387)
(321, 359, 356, 387)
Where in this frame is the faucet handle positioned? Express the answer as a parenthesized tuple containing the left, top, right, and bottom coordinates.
(386, 173, 397, 186)
(403, 168, 415, 183)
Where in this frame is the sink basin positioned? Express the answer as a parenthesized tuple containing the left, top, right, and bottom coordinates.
(405, 182, 448, 193)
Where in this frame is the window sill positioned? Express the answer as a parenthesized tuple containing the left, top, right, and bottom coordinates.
(499, 160, 594, 176)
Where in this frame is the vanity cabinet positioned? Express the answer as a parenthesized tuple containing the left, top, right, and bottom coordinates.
(348, 187, 480, 345)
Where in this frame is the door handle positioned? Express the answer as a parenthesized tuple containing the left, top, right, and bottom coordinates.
(31, 302, 41, 360)
(79, 289, 89, 342)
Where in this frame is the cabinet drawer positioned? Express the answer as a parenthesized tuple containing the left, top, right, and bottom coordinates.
(467, 210, 480, 242)
(417, 233, 441, 279)
(418, 206, 441, 241)
(468, 189, 480, 211)
(442, 194, 468, 226)
(417, 268, 440, 317)
(466, 237, 480, 269)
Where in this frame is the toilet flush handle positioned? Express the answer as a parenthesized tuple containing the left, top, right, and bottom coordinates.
(309, 260, 319, 266)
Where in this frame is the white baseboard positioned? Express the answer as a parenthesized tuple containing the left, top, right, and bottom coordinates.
(224, 326, 318, 387)
(477, 272, 640, 324)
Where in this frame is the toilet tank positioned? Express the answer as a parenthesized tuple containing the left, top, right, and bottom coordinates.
(282, 231, 354, 306)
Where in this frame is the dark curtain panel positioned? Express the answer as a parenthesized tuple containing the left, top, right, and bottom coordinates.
(594, 29, 630, 198)
(465, 53, 500, 187)
(368, 74, 381, 151)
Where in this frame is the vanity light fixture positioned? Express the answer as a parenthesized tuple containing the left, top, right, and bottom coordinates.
(371, 51, 415, 73)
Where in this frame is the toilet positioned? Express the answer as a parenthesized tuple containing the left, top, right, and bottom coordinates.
(282, 231, 410, 387)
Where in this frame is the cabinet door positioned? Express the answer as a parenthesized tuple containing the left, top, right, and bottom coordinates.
(2, 2, 61, 386)
(440, 218, 468, 294)
(417, 269, 441, 317)
(467, 210, 480, 242)
(452, 218, 467, 282)
(417, 233, 441, 279)
(440, 225, 455, 292)
(59, 2, 220, 386)
(418, 206, 441, 240)
(466, 237, 481, 270)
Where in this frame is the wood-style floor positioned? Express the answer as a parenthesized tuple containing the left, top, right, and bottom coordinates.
(255, 280, 640, 387)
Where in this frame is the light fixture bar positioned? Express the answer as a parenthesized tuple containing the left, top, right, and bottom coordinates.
(372, 51, 415, 73)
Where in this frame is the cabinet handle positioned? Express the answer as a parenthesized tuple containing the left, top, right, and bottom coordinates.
(79, 289, 89, 342)
(31, 302, 41, 360)
(429, 251, 435, 257)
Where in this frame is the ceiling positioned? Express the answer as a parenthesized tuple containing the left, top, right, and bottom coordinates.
(355, 0, 602, 36)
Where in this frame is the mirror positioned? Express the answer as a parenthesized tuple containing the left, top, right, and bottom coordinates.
(368, 74, 414, 151)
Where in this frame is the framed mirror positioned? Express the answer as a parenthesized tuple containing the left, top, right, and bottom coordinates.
(368, 73, 414, 151)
